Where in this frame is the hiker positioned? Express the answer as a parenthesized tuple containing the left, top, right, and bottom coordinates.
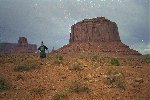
(38, 41, 49, 65)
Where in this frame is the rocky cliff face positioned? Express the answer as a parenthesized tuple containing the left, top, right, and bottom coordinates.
(57, 17, 141, 55)
(0, 37, 37, 53)
(69, 17, 120, 43)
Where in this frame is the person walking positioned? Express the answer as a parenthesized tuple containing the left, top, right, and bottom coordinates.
(38, 41, 49, 65)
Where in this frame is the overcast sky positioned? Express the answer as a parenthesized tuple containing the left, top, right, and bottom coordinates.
(0, 0, 149, 54)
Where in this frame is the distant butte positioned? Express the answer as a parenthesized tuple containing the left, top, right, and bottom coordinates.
(57, 17, 141, 55)
(0, 37, 37, 53)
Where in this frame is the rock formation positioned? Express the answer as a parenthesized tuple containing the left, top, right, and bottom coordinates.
(69, 17, 120, 43)
(18, 37, 28, 46)
(0, 37, 37, 53)
(57, 17, 141, 55)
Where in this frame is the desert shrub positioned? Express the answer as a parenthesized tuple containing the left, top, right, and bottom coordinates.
(55, 54, 63, 60)
(107, 75, 125, 90)
(69, 80, 90, 93)
(0, 56, 15, 64)
(31, 87, 45, 95)
(0, 77, 10, 91)
(52, 91, 68, 100)
(134, 95, 141, 100)
(142, 57, 150, 63)
(0, 54, 37, 64)
(106, 69, 125, 90)
(14, 62, 39, 72)
(16, 74, 24, 81)
(54, 60, 63, 65)
(92, 55, 99, 62)
(111, 58, 120, 66)
(53, 54, 64, 66)
(69, 62, 83, 71)
(92, 55, 98, 61)
(52, 80, 90, 99)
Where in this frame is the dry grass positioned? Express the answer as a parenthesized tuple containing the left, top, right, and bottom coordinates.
(69, 80, 90, 93)
(52, 90, 68, 100)
(16, 74, 24, 81)
(105, 68, 126, 90)
(0, 77, 10, 92)
(52, 80, 90, 100)
(30, 86, 46, 95)
(14, 62, 39, 72)
(55, 54, 63, 60)
(53, 54, 64, 66)
(69, 62, 83, 71)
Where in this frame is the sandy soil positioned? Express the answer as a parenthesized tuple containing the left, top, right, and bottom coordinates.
(0, 53, 150, 100)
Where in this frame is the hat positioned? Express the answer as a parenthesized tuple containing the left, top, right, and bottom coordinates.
(41, 41, 44, 45)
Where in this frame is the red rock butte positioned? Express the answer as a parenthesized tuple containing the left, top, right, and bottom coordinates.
(57, 17, 141, 55)
(0, 37, 37, 53)
(69, 17, 120, 42)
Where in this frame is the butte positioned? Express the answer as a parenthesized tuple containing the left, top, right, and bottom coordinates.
(56, 17, 141, 56)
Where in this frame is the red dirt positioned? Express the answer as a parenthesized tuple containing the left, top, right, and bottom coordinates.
(0, 53, 150, 100)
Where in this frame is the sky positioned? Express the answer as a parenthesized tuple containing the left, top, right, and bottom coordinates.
(0, 0, 149, 54)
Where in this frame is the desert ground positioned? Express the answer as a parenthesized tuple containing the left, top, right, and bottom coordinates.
(0, 53, 150, 100)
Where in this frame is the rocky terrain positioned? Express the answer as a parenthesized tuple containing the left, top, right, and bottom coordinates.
(0, 53, 149, 100)
(0, 37, 37, 53)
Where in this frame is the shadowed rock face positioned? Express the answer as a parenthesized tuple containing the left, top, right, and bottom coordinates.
(69, 17, 120, 43)
(18, 37, 28, 46)
(57, 17, 141, 55)
(0, 37, 37, 53)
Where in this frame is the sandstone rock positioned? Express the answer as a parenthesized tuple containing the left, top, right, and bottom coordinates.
(57, 17, 141, 55)
(135, 78, 144, 83)
(18, 37, 28, 46)
(0, 37, 37, 53)
(69, 17, 121, 43)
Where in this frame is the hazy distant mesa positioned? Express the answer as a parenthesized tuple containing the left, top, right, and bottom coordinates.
(0, 37, 37, 53)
